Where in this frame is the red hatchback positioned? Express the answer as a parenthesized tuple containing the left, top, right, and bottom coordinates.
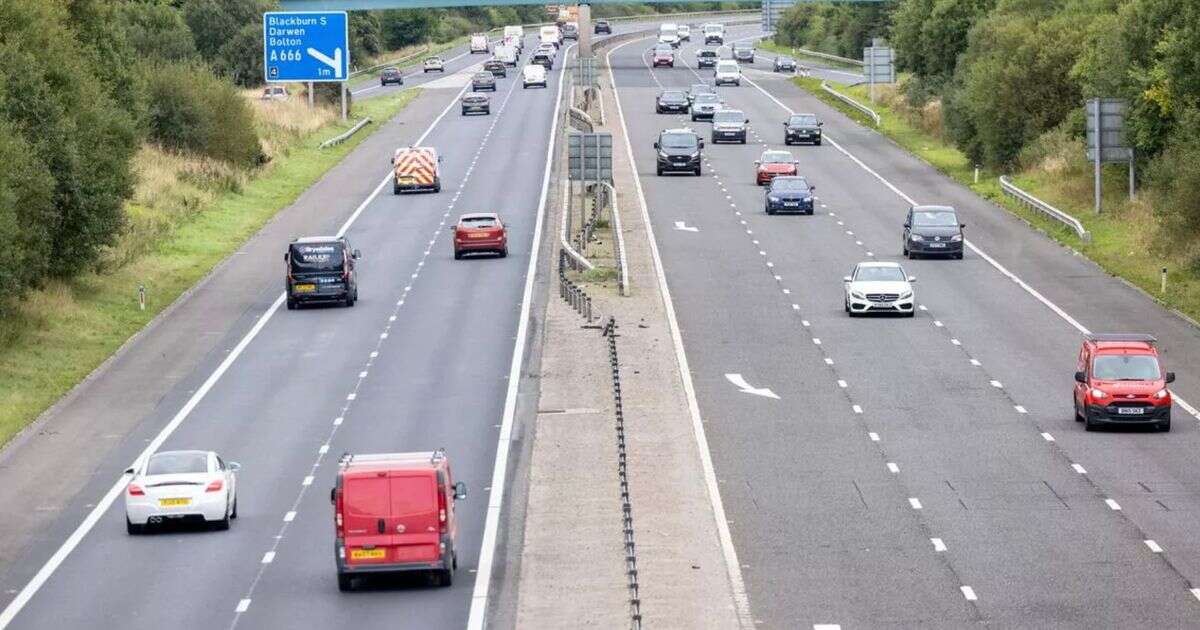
(331, 450, 467, 590)
(652, 44, 674, 68)
(755, 150, 798, 185)
(1074, 334, 1176, 432)
(454, 212, 508, 259)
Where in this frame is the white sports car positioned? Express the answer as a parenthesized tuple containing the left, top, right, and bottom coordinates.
(843, 261, 916, 317)
(125, 450, 239, 534)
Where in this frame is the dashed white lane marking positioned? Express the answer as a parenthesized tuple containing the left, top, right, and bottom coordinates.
(989, 380, 1003, 388)
(970, 359, 981, 366)
(1190, 588, 1200, 602)
(837, 380, 847, 388)
(801, 320, 810, 327)
(235, 599, 251, 613)
(1041, 432, 1055, 442)
(908, 498, 923, 510)
(824, 358, 834, 365)
(812, 338, 821, 345)
(283, 511, 296, 522)
(792, 304, 800, 310)
(960, 586, 977, 601)
(1106, 498, 1122, 511)
(1015, 405, 1027, 414)
(333, 416, 344, 426)
(886, 462, 899, 474)
(318, 445, 329, 455)
(813, 625, 842, 630)
(1145, 540, 1163, 553)
(951, 338, 961, 345)
(931, 538, 947, 552)
(358, 371, 368, 378)
(852, 405, 863, 414)
(868, 432, 880, 442)
(1072, 463, 1087, 474)
(369, 351, 379, 358)
(933, 320, 943, 327)
(261, 552, 275, 564)
(345, 393, 356, 401)
(302, 476, 314, 487)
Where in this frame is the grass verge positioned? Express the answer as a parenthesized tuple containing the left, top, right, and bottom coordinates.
(791, 76, 1200, 324)
(0, 89, 420, 446)
(757, 40, 864, 72)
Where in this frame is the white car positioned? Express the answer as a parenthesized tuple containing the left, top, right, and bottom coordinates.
(677, 24, 691, 42)
(423, 57, 445, 73)
(843, 262, 916, 317)
(658, 23, 680, 48)
(522, 63, 547, 89)
(124, 450, 240, 534)
(714, 60, 741, 86)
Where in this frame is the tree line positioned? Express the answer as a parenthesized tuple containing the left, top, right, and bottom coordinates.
(775, 0, 1200, 247)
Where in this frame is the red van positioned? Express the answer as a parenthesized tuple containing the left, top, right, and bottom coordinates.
(1074, 334, 1176, 432)
(331, 450, 467, 591)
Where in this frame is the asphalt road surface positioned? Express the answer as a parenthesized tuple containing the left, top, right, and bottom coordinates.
(610, 26, 1200, 630)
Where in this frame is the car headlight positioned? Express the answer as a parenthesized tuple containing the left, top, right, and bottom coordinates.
(910, 234, 924, 242)
(659, 151, 670, 159)
(950, 234, 963, 242)
(768, 195, 780, 202)
(802, 197, 812, 203)
(899, 291, 913, 299)
(850, 291, 866, 299)
(1154, 388, 1170, 400)
(689, 151, 700, 158)
(1090, 388, 1109, 399)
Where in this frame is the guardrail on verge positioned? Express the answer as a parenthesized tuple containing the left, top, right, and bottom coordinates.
(820, 81, 880, 127)
(793, 46, 864, 67)
(568, 106, 595, 133)
(596, 183, 628, 297)
(601, 316, 641, 629)
(319, 118, 371, 149)
(999, 175, 1092, 242)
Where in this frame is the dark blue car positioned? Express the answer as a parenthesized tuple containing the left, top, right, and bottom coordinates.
(765, 176, 815, 215)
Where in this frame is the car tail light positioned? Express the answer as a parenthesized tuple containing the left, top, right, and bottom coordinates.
(128, 483, 144, 496)
(206, 479, 224, 493)
(438, 486, 448, 534)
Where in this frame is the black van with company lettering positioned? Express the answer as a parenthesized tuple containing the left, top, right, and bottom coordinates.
(285, 236, 361, 309)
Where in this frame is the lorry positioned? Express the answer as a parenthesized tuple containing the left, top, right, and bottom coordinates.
(392, 146, 441, 194)
(503, 25, 524, 51)
(555, 5, 578, 27)
(658, 23, 680, 48)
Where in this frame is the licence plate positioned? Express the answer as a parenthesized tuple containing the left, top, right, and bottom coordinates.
(468, 233, 489, 239)
(784, 202, 799, 206)
(350, 548, 386, 560)
(928, 243, 947, 248)
(1118, 407, 1145, 415)
(158, 498, 190, 507)
(293, 284, 316, 293)
(399, 176, 416, 184)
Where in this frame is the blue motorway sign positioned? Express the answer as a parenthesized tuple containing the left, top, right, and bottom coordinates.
(263, 11, 349, 82)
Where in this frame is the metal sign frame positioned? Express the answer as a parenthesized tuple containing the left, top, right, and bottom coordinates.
(1085, 97, 1134, 213)
(568, 132, 613, 183)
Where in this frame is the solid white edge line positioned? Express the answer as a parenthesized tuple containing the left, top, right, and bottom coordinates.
(960, 585, 977, 601)
(742, 64, 1200, 422)
(603, 35, 755, 628)
(0, 63, 475, 630)
(465, 42, 575, 630)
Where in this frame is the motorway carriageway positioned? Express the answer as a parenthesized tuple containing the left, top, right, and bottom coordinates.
(612, 25, 1200, 629)
(0, 25, 623, 630)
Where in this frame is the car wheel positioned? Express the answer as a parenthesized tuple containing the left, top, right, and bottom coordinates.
(784, 139, 792, 146)
(286, 298, 297, 310)
(657, 166, 663, 176)
(695, 165, 702, 176)
(902, 245, 909, 257)
(1084, 409, 1099, 432)
(213, 506, 231, 531)
(126, 517, 144, 535)
(338, 573, 354, 592)
(1160, 418, 1172, 432)
(844, 298, 849, 313)
(740, 137, 746, 144)
(954, 252, 964, 260)
(434, 178, 442, 193)
(393, 183, 401, 195)
(499, 246, 508, 258)
(231, 496, 238, 519)
(1074, 399, 1084, 423)
(766, 206, 775, 215)
(454, 250, 463, 260)
(345, 293, 355, 307)
(904, 310, 915, 318)
(436, 566, 453, 587)
(815, 140, 822, 146)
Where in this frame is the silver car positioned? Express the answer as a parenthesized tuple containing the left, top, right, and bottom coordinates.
(423, 56, 445, 73)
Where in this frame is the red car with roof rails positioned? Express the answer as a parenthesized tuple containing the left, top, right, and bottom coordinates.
(454, 212, 508, 259)
(1074, 333, 1176, 432)
(331, 450, 467, 591)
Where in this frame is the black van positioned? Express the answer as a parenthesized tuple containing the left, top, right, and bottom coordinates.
(285, 236, 361, 309)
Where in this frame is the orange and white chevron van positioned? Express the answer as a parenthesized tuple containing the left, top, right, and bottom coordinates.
(392, 146, 442, 194)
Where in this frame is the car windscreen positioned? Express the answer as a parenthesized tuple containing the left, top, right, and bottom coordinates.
(760, 152, 792, 164)
(425, 58, 440, 64)
(474, 72, 492, 80)
(770, 178, 810, 192)
(713, 111, 744, 123)
(855, 266, 906, 282)
(698, 50, 716, 57)
(660, 133, 697, 149)
(290, 243, 344, 272)
(461, 216, 498, 228)
(912, 210, 959, 227)
(660, 91, 686, 102)
(147, 452, 208, 475)
(654, 45, 673, 53)
(1092, 355, 1161, 380)
(383, 67, 399, 74)
(717, 62, 738, 72)
(693, 94, 719, 104)
(789, 115, 819, 127)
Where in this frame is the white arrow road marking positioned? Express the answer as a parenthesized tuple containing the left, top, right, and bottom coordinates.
(674, 221, 699, 232)
(725, 373, 780, 399)
(307, 47, 344, 79)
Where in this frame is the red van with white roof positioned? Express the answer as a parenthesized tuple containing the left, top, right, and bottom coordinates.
(331, 450, 467, 590)
(1074, 334, 1176, 432)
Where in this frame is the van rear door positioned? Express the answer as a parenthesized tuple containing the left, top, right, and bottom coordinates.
(388, 473, 440, 563)
(342, 475, 391, 566)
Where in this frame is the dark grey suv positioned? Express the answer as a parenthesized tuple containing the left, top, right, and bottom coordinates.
(784, 113, 822, 145)
(654, 129, 703, 176)
(903, 205, 965, 259)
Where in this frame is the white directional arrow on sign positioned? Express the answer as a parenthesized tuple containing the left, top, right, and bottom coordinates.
(674, 221, 699, 232)
(725, 374, 779, 399)
(307, 47, 344, 79)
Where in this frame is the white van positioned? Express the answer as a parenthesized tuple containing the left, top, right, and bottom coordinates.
(504, 25, 524, 40)
(522, 63, 547, 89)
(470, 34, 489, 54)
(677, 24, 691, 42)
(703, 23, 725, 45)
(540, 25, 561, 48)
(714, 60, 741, 86)
(658, 23, 680, 48)
(495, 45, 518, 66)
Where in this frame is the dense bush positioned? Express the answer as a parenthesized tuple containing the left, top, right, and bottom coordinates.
(143, 62, 264, 168)
(774, 3, 892, 59)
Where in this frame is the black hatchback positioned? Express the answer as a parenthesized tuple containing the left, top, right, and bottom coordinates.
(286, 237, 361, 309)
(656, 90, 689, 114)
(784, 113, 822, 145)
(380, 67, 403, 86)
(654, 129, 703, 176)
(903, 205, 964, 259)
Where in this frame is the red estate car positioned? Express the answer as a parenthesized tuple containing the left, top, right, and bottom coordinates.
(652, 44, 674, 68)
(331, 450, 467, 591)
(453, 212, 508, 259)
(755, 150, 799, 185)
(1074, 333, 1176, 432)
